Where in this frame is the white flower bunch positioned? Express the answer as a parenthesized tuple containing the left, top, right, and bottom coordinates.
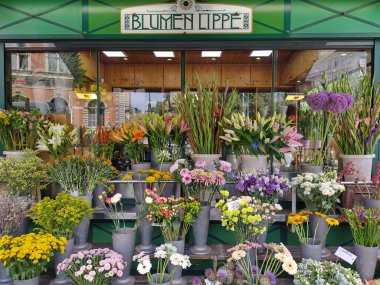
(294, 259, 361, 285)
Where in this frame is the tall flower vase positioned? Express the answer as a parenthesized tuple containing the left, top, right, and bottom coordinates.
(300, 164, 323, 174)
(242, 248, 257, 267)
(257, 222, 269, 244)
(74, 195, 92, 251)
(190, 202, 211, 255)
(354, 243, 379, 282)
(13, 217, 29, 236)
(150, 273, 172, 285)
(300, 238, 322, 261)
(50, 238, 74, 285)
(14, 277, 39, 285)
(159, 163, 176, 197)
(167, 240, 186, 285)
(309, 214, 330, 257)
(112, 228, 136, 285)
(363, 198, 380, 209)
(135, 204, 155, 254)
(341, 154, 375, 182)
(191, 154, 221, 171)
(131, 163, 152, 204)
(0, 262, 12, 285)
(240, 155, 268, 173)
(93, 184, 107, 213)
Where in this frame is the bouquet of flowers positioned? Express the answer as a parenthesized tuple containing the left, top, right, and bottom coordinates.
(87, 126, 115, 160)
(0, 150, 46, 196)
(292, 171, 346, 214)
(175, 75, 237, 154)
(287, 211, 339, 244)
(0, 233, 67, 280)
(0, 193, 34, 237)
(294, 259, 361, 285)
(46, 155, 118, 196)
(220, 112, 303, 161)
(36, 123, 78, 159)
(166, 114, 190, 160)
(215, 190, 282, 243)
(0, 109, 52, 151)
(227, 241, 297, 285)
(170, 159, 230, 202)
(133, 243, 191, 284)
(342, 206, 380, 247)
(305, 86, 354, 165)
(351, 161, 380, 199)
(235, 169, 290, 204)
(28, 192, 94, 239)
(145, 192, 200, 241)
(57, 248, 126, 284)
(109, 122, 147, 164)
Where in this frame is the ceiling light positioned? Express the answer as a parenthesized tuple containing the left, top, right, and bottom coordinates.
(167, 58, 173, 61)
(285, 93, 305, 101)
(75, 92, 98, 100)
(256, 57, 261, 60)
(250, 50, 272, 57)
(154, 51, 175, 58)
(202, 51, 222, 57)
(123, 57, 128, 61)
(102, 51, 125, 57)
(211, 57, 216, 61)
(341, 53, 347, 56)
(297, 80, 301, 83)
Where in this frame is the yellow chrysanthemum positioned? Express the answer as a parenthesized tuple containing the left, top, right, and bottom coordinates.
(314, 212, 327, 218)
(146, 176, 156, 184)
(325, 217, 339, 226)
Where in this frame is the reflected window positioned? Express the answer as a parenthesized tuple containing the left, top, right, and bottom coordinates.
(47, 53, 69, 73)
(87, 100, 105, 127)
(49, 97, 69, 114)
(11, 53, 30, 71)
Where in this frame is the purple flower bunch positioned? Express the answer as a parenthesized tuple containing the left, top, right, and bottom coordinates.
(306, 91, 354, 114)
(235, 169, 290, 204)
(57, 248, 126, 283)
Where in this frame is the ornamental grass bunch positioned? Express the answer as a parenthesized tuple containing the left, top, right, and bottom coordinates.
(227, 241, 297, 285)
(0, 233, 67, 280)
(170, 159, 231, 202)
(220, 112, 303, 162)
(46, 155, 118, 196)
(292, 171, 345, 214)
(0, 109, 52, 151)
(109, 122, 147, 164)
(57, 248, 126, 284)
(145, 192, 200, 241)
(36, 123, 78, 159)
(133, 243, 191, 284)
(286, 211, 339, 244)
(175, 74, 237, 154)
(215, 190, 282, 243)
(294, 259, 361, 285)
(0, 193, 34, 237)
(342, 206, 380, 247)
(0, 149, 46, 196)
(235, 169, 290, 204)
(28, 192, 94, 239)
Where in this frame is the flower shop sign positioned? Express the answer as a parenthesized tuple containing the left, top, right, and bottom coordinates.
(120, 0, 252, 34)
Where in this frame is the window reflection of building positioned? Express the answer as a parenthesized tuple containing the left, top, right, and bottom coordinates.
(86, 100, 105, 127)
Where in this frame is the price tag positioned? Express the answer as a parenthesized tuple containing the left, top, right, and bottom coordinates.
(335, 247, 357, 265)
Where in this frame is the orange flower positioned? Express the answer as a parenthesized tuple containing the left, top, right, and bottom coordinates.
(132, 129, 144, 142)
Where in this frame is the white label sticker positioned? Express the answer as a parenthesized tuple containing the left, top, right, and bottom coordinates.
(335, 247, 357, 265)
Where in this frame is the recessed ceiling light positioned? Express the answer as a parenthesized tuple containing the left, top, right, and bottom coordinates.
(211, 57, 216, 61)
(123, 57, 128, 61)
(250, 50, 272, 57)
(102, 51, 125, 57)
(167, 58, 173, 61)
(297, 80, 301, 83)
(202, 51, 222, 57)
(256, 57, 261, 60)
(341, 53, 347, 56)
(154, 51, 175, 58)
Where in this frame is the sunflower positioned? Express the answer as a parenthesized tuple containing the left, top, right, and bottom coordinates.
(325, 217, 339, 226)
(314, 212, 327, 218)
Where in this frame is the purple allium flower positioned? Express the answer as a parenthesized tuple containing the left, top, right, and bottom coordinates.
(342, 93, 354, 109)
(217, 268, 228, 280)
(326, 93, 349, 114)
(192, 277, 202, 285)
(204, 268, 213, 278)
(251, 265, 260, 274)
(265, 270, 277, 285)
(306, 91, 330, 111)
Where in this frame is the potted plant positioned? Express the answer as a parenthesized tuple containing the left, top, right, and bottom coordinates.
(304, 87, 354, 173)
(133, 244, 191, 285)
(0, 109, 52, 157)
(27, 192, 93, 284)
(170, 159, 230, 255)
(0, 193, 33, 284)
(146, 193, 199, 284)
(294, 259, 361, 285)
(57, 248, 126, 285)
(355, 161, 380, 208)
(292, 170, 345, 256)
(227, 241, 297, 284)
(98, 190, 137, 284)
(220, 112, 303, 173)
(332, 73, 379, 182)
(287, 211, 339, 261)
(342, 206, 380, 282)
(175, 75, 237, 171)
(0, 233, 66, 285)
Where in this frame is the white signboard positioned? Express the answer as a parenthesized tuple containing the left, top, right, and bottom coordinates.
(335, 247, 357, 265)
(121, 0, 252, 34)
